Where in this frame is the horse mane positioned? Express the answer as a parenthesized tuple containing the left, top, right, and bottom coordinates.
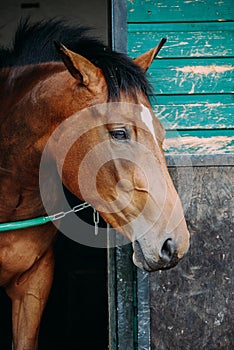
(0, 19, 152, 100)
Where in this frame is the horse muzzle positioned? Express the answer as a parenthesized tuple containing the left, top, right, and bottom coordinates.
(132, 238, 185, 272)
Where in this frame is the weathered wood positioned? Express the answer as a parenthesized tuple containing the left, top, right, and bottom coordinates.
(127, 19, 234, 148)
(110, 0, 127, 52)
(108, 161, 234, 349)
(163, 133, 234, 154)
(153, 103, 234, 130)
(156, 94, 234, 105)
(115, 244, 136, 350)
(128, 22, 234, 58)
(150, 165, 234, 350)
(137, 269, 151, 349)
(128, 0, 234, 23)
(147, 58, 234, 95)
(152, 94, 234, 131)
(107, 1, 234, 349)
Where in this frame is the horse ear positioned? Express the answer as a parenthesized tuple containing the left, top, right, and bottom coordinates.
(134, 38, 167, 71)
(54, 42, 100, 86)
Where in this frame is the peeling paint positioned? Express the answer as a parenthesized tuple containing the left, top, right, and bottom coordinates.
(175, 65, 234, 75)
(164, 136, 234, 154)
(166, 42, 189, 48)
(189, 83, 195, 94)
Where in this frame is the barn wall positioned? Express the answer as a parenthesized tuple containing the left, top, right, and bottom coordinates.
(109, 159, 234, 350)
(108, 1, 233, 349)
(129, 1, 234, 348)
(149, 162, 234, 350)
(127, 0, 234, 149)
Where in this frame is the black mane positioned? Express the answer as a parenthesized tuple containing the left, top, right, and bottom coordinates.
(0, 19, 152, 100)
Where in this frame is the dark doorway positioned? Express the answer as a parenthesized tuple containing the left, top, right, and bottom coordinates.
(39, 231, 108, 350)
(0, 232, 108, 350)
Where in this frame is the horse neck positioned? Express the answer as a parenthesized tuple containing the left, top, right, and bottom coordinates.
(1, 63, 67, 162)
(0, 63, 69, 220)
(0, 61, 109, 220)
(0, 63, 65, 115)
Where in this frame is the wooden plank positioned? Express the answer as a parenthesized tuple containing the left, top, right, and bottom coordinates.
(154, 94, 233, 105)
(152, 102, 234, 130)
(111, 0, 127, 52)
(137, 270, 151, 349)
(128, 0, 234, 23)
(115, 244, 136, 349)
(166, 129, 234, 137)
(128, 22, 234, 58)
(147, 58, 234, 94)
(163, 131, 234, 155)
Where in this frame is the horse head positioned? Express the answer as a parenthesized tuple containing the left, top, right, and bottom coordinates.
(44, 41, 190, 272)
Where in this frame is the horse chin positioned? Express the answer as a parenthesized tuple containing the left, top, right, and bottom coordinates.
(132, 240, 157, 272)
(132, 240, 180, 272)
(132, 252, 153, 272)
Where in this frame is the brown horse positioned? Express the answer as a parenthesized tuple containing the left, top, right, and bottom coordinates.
(0, 20, 189, 349)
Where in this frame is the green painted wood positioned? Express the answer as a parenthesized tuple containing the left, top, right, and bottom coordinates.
(154, 93, 233, 105)
(127, 1, 234, 154)
(147, 58, 234, 95)
(148, 59, 233, 95)
(150, 57, 234, 70)
(128, 0, 234, 23)
(153, 94, 234, 130)
(166, 129, 234, 138)
(128, 22, 234, 58)
(128, 26, 234, 136)
(152, 102, 234, 130)
(164, 131, 234, 154)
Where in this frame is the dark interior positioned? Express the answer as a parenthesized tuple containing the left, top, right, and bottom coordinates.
(0, 194, 108, 350)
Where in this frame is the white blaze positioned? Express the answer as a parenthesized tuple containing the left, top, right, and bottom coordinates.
(140, 105, 158, 143)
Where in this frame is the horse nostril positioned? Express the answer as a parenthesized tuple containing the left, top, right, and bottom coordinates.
(160, 238, 175, 262)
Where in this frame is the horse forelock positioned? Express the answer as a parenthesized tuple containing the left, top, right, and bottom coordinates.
(0, 18, 153, 101)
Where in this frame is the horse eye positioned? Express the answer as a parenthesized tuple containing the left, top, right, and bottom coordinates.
(109, 129, 129, 142)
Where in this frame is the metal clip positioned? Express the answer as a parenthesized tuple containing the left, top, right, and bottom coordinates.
(93, 208, 100, 236)
(51, 211, 66, 221)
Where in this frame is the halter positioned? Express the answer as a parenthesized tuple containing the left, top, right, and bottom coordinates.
(0, 202, 101, 235)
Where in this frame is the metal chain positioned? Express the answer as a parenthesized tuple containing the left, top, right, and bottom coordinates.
(45, 202, 91, 222)
(93, 208, 100, 236)
(45, 202, 103, 236)
(0, 202, 108, 234)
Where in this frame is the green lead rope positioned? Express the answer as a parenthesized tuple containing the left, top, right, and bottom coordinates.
(0, 202, 92, 232)
(0, 216, 52, 232)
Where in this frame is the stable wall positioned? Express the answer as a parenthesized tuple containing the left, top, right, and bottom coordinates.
(108, 1, 234, 349)
(109, 159, 234, 350)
